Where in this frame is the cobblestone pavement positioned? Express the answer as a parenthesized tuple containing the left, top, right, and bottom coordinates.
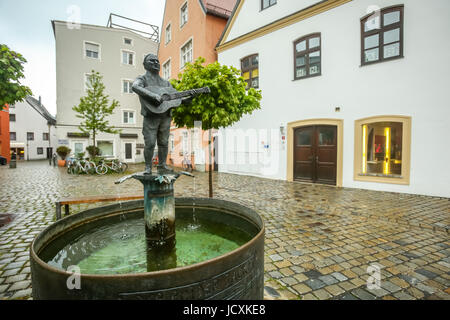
(0, 160, 449, 300)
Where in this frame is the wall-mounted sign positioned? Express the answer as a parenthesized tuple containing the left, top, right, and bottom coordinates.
(58, 139, 69, 145)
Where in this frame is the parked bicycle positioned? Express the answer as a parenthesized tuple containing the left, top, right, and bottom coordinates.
(67, 159, 96, 175)
(95, 158, 128, 175)
(181, 153, 193, 172)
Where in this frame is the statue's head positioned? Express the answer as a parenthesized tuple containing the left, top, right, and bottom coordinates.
(143, 53, 160, 73)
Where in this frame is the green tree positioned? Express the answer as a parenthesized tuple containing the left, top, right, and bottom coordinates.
(171, 57, 262, 197)
(0, 44, 32, 110)
(72, 70, 120, 154)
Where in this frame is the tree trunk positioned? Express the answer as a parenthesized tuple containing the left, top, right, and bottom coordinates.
(93, 131, 96, 156)
(208, 129, 213, 198)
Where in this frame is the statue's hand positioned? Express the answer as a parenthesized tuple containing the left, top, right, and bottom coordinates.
(150, 94, 162, 105)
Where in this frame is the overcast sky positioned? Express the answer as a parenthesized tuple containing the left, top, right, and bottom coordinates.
(0, 0, 165, 116)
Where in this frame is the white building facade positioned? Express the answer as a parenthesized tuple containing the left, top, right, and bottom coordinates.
(52, 20, 159, 162)
(9, 96, 57, 161)
(217, 0, 450, 197)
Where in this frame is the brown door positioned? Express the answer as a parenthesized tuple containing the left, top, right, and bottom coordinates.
(294, 125, 337, 185)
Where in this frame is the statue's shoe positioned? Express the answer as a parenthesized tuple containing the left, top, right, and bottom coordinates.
(157, 164, 174, 174)
(144, 166, 153, 175)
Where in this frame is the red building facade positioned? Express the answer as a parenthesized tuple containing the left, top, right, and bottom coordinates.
(159, 0, 237, 171)
(0, 105, 11, 163)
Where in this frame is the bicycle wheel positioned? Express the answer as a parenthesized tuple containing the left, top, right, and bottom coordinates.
(110, 162, 120, 173)
(86, 162, 96, 174)
(74, 165, 82, 175)
(119, 162, 128, 173)
(96, 164, 108, 175)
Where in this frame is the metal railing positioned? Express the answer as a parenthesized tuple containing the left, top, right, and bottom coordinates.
(107, 13, 159, 42)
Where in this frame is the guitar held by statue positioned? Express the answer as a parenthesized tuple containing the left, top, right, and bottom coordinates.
(140, 86, 210, 114)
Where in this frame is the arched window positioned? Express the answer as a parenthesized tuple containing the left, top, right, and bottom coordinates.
(361, 5, 404, 65)
(293, 33, 321, 80)
(241, 54, 259, 89)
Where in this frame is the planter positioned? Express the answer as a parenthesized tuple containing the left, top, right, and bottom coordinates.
(58, 160, 66, 167)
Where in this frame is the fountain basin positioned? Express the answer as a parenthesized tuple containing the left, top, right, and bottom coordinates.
(30, 198, 265, 300)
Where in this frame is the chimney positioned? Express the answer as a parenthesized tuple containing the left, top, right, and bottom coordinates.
(39, 96, 42, 105)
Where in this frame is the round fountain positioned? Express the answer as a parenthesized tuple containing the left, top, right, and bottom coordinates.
(30, 171, 265, 300)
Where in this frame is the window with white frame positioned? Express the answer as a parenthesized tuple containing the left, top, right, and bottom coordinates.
(123, 80, 133, 93)
(123, 110, 135, 124)
(165, 24, 171, 44)
(124, 38, 133, 45)
(192, 128, 200, 153)
(98, 141, 114, 157)
(180, 40, 193, 69)
(85, 42, 99, 59)
(162, 60, 171, 80)
(122, 50, 134, 65)
(169, 134, 174, 153)
(180, 2, 188, 27)
(73, 142, 84, 156)
(182, 131, 189, 154)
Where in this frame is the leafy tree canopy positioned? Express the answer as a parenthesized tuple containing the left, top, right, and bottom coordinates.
(170, 57, 262, 130)
(0, 44, 32, 110)
(72, 70, 120, 147)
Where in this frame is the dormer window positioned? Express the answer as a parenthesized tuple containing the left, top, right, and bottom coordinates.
(261, 0, 277, 11)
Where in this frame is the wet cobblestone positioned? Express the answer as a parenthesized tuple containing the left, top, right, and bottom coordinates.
(1, 160, 449, 300)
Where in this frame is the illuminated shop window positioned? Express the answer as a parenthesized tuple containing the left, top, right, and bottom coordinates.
(354, 116, 411, 185)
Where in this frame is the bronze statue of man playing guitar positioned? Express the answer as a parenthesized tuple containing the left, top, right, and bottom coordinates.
(132, 53, 209, 174)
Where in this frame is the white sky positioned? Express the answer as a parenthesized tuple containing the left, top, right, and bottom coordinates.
(0, 0, 166, 116)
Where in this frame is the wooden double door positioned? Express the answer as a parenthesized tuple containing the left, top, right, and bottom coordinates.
(294, 125, 337, 185)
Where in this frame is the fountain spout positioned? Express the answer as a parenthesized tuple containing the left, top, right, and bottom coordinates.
(114, 170, 195, 271)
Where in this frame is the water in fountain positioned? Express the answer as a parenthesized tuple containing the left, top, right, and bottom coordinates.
(46, 212, 252, 274)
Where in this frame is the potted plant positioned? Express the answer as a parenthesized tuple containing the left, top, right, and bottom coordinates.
(56, 146, 71, 167)
(86, 145, 100, 159)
